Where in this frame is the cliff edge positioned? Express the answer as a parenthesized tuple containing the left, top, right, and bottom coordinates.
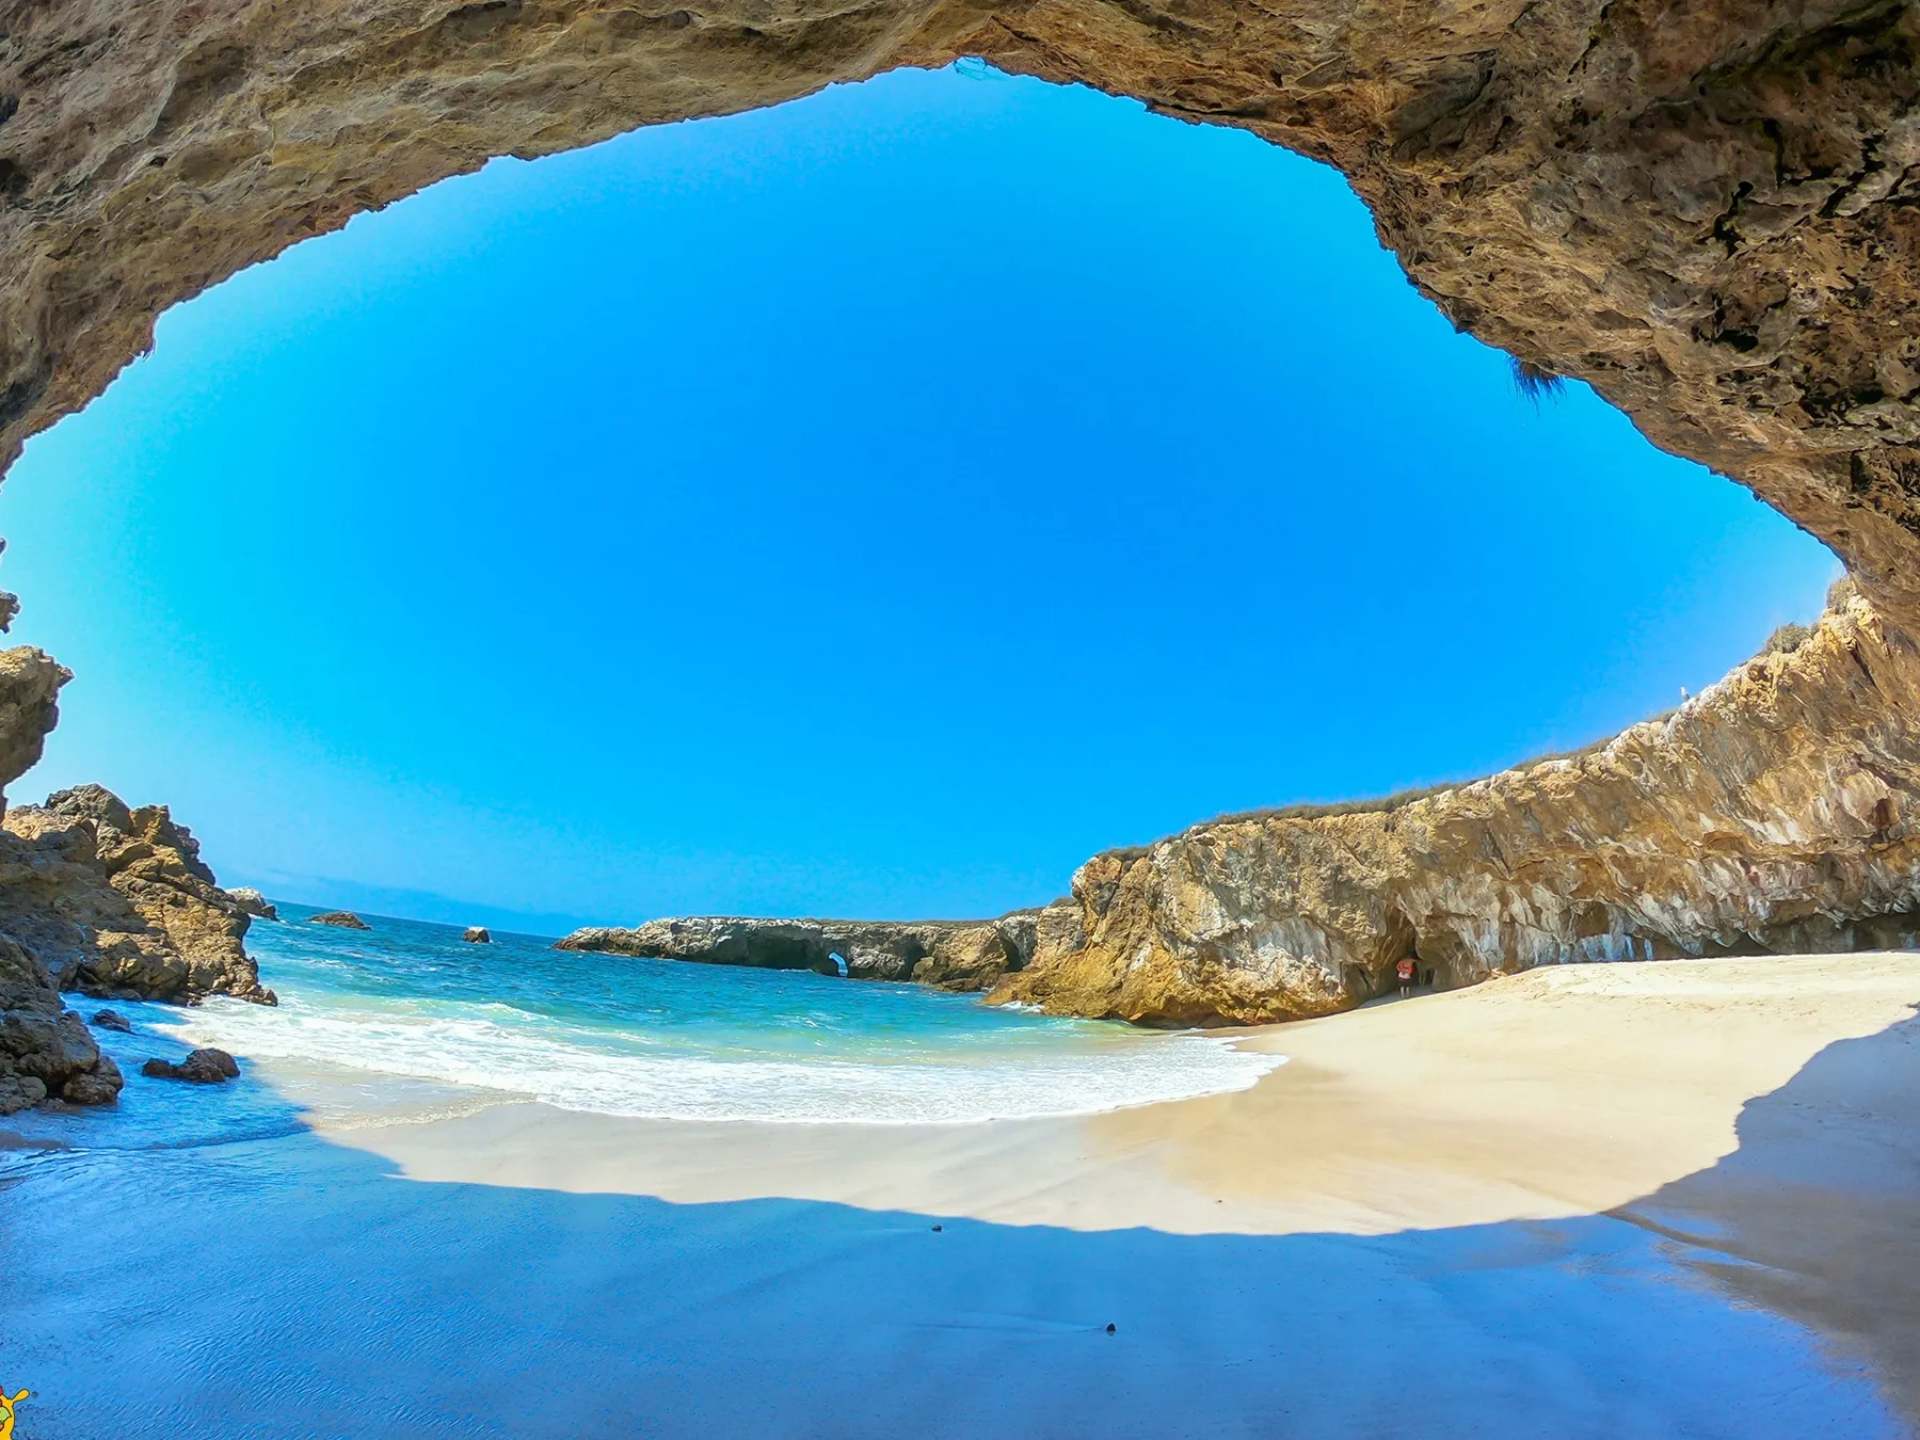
(992, 591, 1920, 1024)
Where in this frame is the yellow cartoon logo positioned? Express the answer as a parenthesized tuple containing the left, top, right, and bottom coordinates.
(0, 1388, 27, 1440)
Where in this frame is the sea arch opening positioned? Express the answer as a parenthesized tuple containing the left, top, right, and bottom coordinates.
(0, 61, 1841, 939)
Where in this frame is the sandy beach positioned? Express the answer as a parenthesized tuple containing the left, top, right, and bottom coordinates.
(7, 952, 1919, 1437)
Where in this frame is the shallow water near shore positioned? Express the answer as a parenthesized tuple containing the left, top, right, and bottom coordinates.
(58, 905, 1283, 1133)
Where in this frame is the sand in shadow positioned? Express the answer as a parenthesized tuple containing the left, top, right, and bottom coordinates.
(1615, 1010, 1920, 1424)
(0, 1100, 1907, 1438)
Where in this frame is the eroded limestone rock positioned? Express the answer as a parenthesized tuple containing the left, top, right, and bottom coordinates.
(993, 593, 1920, 1024)
(0, 785, 275, 1006)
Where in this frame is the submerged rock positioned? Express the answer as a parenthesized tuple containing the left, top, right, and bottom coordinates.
(141, 1047, 239, 1084)
(0, 931, 123, 1114)
(229, 888, 278, 921)
(309, 911, 371, 931)
(463, 926, 491, 944)
(91, 1008, 130, 1033)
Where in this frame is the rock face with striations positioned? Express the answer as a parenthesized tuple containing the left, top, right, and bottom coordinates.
(567, 594, 1920, 1027)
(992, 592, 1920, 1025)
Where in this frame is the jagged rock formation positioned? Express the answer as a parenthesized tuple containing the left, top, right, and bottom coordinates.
(309, 911, 370, 930)
(230, 887, 278, 921)
(0, 648, 68, 809)
(3, 2, 1920, 636)
(0, 651, 268, 1108)
(0, 785, 274, 1005)
(992, 593, 1920, 1024)
(0, 931, 123, 1113)
(557, 911, 1071, 992)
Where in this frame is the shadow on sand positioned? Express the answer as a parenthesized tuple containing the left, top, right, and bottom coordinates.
(3, 1015, 1918, 1439)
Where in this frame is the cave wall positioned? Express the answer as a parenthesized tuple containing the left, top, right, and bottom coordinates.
(2, 1, 1917, 624)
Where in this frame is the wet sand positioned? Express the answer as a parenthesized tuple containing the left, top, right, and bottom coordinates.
(5, 953, 1918, 1437)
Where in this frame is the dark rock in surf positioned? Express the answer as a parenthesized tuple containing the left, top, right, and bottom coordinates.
(309, 911, 370, 931)
(92, 1008, 131, 1032)
(0, 930, 123, 1113)
(463, 926, 491, 944)
(141, 1047, 239, 1084)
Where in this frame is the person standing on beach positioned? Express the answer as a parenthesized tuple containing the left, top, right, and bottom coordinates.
(1396, 958, 1415, 999)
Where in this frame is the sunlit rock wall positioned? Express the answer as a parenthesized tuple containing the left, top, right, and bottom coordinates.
(994, 593, 1920, 1024)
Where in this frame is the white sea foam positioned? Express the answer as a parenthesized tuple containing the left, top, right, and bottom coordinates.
(152, 995, 1286, 1126)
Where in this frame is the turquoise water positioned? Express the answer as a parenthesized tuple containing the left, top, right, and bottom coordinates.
(73, 905, 1281, 1128)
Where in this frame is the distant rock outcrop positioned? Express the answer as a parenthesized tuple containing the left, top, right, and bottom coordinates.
(556, 911, 1067, 993)
(229, 888, 278, 921)
(0, 931, 123, 1113)
(463, 926, 491, 945)
(309, 911, 370, 931)
(0, 785, 275, 1006)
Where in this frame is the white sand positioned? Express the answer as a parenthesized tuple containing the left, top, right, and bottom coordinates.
(348, 951, 1920, 1235)
(5, 952, 1918, 1438)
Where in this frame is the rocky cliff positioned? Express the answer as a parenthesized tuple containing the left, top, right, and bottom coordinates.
(565, 592, 1920, 1027)
(992, 590, 1920, 1024)
(0, 784, 275, 1006)
(0, 640, 274, 1111)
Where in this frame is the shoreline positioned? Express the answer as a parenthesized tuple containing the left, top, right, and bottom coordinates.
(335, 952, 1920, 1235)
(7, 950, 1918, 1437)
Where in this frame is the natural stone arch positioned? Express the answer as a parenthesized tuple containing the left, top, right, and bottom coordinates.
(3, 1, 1917, 626)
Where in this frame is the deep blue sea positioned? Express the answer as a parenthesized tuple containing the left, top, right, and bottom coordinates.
(26, 904, 1281, 1137)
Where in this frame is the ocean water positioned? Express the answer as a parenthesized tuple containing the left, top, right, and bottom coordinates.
(53, 905, 1282, 1133)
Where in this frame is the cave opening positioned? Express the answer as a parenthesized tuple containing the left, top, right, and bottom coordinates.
(0, 62, 1843, 933)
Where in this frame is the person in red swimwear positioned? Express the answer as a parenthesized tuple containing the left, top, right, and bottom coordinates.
(1396, 957, 1416, 998)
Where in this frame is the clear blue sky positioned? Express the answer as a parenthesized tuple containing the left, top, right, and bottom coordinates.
(0, 64, 1836, 934)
